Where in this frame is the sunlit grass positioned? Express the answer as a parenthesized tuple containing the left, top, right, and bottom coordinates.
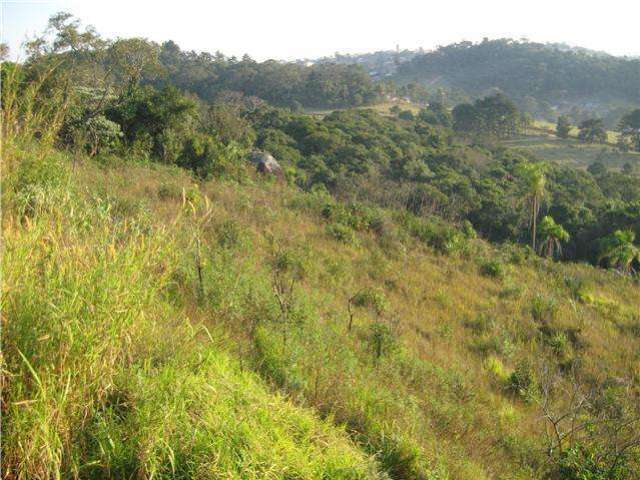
(4, 139, 639, 479)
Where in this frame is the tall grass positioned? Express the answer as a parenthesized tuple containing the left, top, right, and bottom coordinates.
(2, 142, 381, 479)
(2, 60, 71, 146)
(3, 135, 639, 478)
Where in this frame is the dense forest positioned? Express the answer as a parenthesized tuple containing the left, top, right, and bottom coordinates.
(3, 12, 640, 480)
(151, 41, 384, 109)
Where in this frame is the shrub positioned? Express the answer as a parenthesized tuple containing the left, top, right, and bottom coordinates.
(551, 445, 631, 480)
(179, 134, 245, 179)
(216, 219, 244, 248)
(367, 321, 397, 361)
(351, 288, 389, 316)
(404, 214, 466, 254)
(157, 182, 183, 200)
(81, 115, 124, 156)
(484, 356, 510, 384)
(463, 313, 494, 334)
(461, 220, 477, 239)
(530, 294, 558, 323)
(326, 222, 357, 245)
(479, 259, 505, 279)
(564, 275, 585, 299)
(506, 361, 536, 400)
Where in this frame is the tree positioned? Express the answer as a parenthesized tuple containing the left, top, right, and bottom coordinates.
(0, 43, 9, 61)
(107, 85, 197, 162)
(520, 163, 547, 251)
(537, 216, 569, 258)
(452, 94, 520, 138)
(622, 162, 634, 175)
(556, 115, 572, 139)
(475, 93, 521, 138)
(598, 229, 640, 275)
(452, 102, 481, 133)
(418, 101, 452, 127)
(617, 109, 640, 152)
(587, 160, 607, 177)
(520, 112, 533, 134)
(578, 118, 607, 144)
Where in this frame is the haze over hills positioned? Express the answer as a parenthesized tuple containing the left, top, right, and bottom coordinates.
(312, 39, 640, 122)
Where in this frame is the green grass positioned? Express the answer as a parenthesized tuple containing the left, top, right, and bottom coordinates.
(4, 139, 640, 479)
(2, 141, 382, 479)
(503, 132, 640, 170)
(303, 100, 420, 118)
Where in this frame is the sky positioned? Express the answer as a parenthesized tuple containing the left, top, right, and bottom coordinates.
(3, 0, 640, 61)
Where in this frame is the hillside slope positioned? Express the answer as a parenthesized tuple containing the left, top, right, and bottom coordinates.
(4, 140, 640, 479)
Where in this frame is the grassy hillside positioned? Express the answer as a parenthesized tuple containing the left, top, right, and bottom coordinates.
(4, 139, 640, 479)
(2, 141, 382, 479)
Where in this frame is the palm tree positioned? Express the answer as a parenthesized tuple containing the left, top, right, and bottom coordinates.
(598, 230, 640, 275)
(520, 163, 547, 251)
(537, 216, 569, 258)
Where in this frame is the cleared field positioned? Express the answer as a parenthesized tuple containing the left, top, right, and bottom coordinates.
(303, 99, 421, 117)
(503, 132, 640, 170)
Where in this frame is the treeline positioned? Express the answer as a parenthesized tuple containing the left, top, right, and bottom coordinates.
(153, 41, 383, 109)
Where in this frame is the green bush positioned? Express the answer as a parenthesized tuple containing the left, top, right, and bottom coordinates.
(506, 361, 536, 400)
(327, 222, 358, 245)
(530, 294, 558, 323)
(479, 260, 505, 279)
(367, 321, 397, 361)
(551, 445, 631, 480)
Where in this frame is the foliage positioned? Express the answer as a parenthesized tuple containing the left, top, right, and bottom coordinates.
(597, 229, 640, 274)
(154, 40, 381, 109)
(578, 118, 608, 144)
(398, 39, 640, 120)
(453, 93, 521, 138)
(556, 115, 572, 139)
(4, 137, 640, 480)
(617, 109, 640, 152)
(538, 216, 570, 258)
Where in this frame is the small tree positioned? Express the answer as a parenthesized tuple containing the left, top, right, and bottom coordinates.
(578, 118, 607, 144)
(538, 216, 569, 259)
(270, 249, 305, 345)
(520, 112, 533, 135)
(368, 321, 397, 362)
(587, 160, 607, 177)
(537, 363, 640, 479)
(182, 191, 213, 302)
(347, 288, 388, 332)
(519, 163, 548, 251)
(598, 230, 640, 275)
(556, 115, 572, 139)
(617, 109, 640, 152)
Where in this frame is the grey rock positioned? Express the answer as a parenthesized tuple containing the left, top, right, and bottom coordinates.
(250, 151, 283, 176)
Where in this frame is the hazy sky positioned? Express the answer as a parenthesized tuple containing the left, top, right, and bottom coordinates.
(3, 0, 640, 61)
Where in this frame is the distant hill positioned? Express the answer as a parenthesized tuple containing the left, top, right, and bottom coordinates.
(395, 39, 640, 119)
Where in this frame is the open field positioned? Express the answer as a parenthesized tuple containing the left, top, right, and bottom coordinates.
(303, 99, 421, 117)
(503, 132, 640, 170)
